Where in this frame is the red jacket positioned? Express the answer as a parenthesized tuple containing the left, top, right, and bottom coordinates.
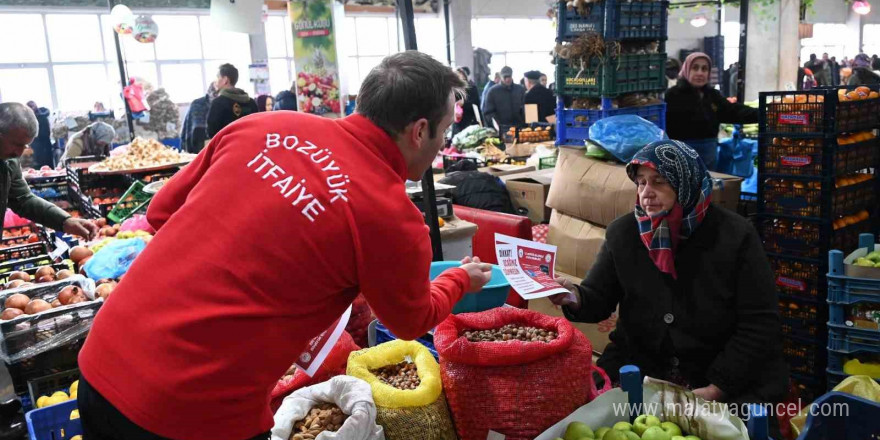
(78, 112, 469, 440)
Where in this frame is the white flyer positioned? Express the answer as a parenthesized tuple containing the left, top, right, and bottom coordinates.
(294, 305, 352, 377)
(494, 233, 569, 300)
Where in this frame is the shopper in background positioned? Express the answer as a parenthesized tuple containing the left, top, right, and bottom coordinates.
(665, 52, 757, 171)
(549, 140, 787, 436)
(256, 95, 274, 113)
(481, 72, 500, 107)
(482, 66, 526, 129)
(207, 63, 258, 138)
(180, 82, 219, 154)
(829, 56, 841, 86)
(58, 121, 116, 164)
(25, 101, 53, 169)
(523, 70, 555, 123)
(539, 73, 548, 88)
(848, 53, 880, 85)
(813, 53, 832, 86)
(452, 67, 482, 135)
(77, 50, 493, 440)
(665, 57, 681, 89)
(0, 103, 98, 238)
(274, 89, 298, 111)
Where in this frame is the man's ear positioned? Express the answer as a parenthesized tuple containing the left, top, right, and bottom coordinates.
(410, 118, 429, 148)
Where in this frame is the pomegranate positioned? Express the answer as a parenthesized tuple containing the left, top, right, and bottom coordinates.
(0, 308, 23, 320)
(5, 280, 25, 289)
(34, 266, 56, 280)
(95, 283, 115, 299)
(55, 270, 74, 280)
(57, 286, 81, 305)
(8, 272, 30, 282)
(24, 299, 51, 314)
(69, 246, 93, 264)
(4, 294, 29, 310)
(50, 299, 61, 308)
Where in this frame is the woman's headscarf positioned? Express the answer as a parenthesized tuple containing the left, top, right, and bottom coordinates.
(678, 52, 712, 81)
(89, 122, 116, 145)
(625, 140, 713, 278)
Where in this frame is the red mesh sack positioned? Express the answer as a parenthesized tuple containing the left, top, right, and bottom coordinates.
(269, 331, 360, 412)
(346, 294, 374, 347)
(434, 307, 611, 440)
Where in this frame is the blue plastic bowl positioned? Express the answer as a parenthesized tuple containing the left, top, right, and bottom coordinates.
(430, 261, 510, 314)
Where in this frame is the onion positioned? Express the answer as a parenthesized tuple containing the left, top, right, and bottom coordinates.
(69, 246, 93, 264)
(55, 270, 74, 280)
(57, 286, 81, 305)
(35, 266, 56, 280)
(24, 299, 51, 314)
(8, 272, 31, 282)
(0, 308, 23, 320)
(4, 294, 29, 310)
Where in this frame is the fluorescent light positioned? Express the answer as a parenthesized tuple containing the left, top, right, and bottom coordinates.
(853, 1, 871, 15)
(691, 15, 708, 28)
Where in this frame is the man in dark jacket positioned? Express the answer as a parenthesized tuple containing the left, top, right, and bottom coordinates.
(523, 70, 555, 123)
(273, 90, 297, 111)
(482, 66, 526, 129)
(180, 83, 218, 154)
(0, 103, 98, 238)
(207, 63, 258, 138)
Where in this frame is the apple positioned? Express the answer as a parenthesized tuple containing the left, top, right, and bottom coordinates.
(612, 421, 632, 432)
(563, 422, 593, 440)
(865, 251, 880, 263)
(684, 436, 702, 440)
(672, 437, 686, 440)
(624, 432, 639, 440)
(855, 257, 874, 267)
(641, 426, 671, 440)
(601, 430, 628, 440)
(633, 415, 661, 436)
(595, 427, 611, 439)
(661, 421, 683, 437)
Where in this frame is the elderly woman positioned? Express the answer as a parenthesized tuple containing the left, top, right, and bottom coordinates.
(665, 52, 758, 171)
(550, 140, 788, 414)
(59, 121, 115, 164)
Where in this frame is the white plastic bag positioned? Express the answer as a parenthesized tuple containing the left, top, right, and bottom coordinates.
(272, 375, 385, 440)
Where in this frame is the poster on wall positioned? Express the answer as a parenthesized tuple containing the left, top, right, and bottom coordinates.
(288, 0, 342, 117)
(342, 0, 438, 14)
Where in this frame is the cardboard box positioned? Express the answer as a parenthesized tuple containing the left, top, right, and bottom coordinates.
(547, 147, 745, 227)
(502, 169, 555, 224)
(548, 210, 607, 279)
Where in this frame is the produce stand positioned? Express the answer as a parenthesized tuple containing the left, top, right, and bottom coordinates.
(86, 157, 194, 176)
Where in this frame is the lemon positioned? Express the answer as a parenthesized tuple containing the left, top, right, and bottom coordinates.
(36, 396, 49, 409)
(71, 436, 82, 440)
(46, 395, 66, 407)
(51, 391, 69, 400)
(69, 391, 77, 400)
(70, 409, 79, 420)
(70, 380, 79, 394)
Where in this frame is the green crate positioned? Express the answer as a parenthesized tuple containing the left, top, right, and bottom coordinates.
(539, 155, 558, 170)
(556, 52, 666, 98)
(107, 181, 153, 224)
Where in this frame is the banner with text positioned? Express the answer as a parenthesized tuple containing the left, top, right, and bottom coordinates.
(288, 0, 342, 117)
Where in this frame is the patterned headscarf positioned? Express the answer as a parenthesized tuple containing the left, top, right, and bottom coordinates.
(625, 140, 713, 278)
(679, 52, 712, 81)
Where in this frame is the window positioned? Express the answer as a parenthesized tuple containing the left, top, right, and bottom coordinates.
(0, 68, 52, 106)
(46, 14, 105, 62)
(152, 15, 203, 60)
(471, 18, 555, 84)
(800, 23, 851, 63)
(265, 15, 296, 97)
(0, 14, 48, 63)
(339, 16, 401, 93)
(415, 16, 447, 62)
(160, 64, 205, 103)
(53, 64, 110, 110)
(864, 25, 880, 58)
(722, 21, 741, 69)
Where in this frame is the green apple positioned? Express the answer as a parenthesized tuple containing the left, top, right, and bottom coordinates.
(865, 251, 880, 262)
(564, 422, 594, 440)
(671, 437, 686, 440)
(641, 426, 671, 440)
(855, 257, 874, 267)
(875, 262, 880, 268)
(595, 427, 611, 439)
(684, 436, 702, 440)
(601, 430, 629, 440)
(612, 421, 633, 432)
(633, 415, 661, 436)
(624, 432, 640, 440)
(661, 421, 682, 437)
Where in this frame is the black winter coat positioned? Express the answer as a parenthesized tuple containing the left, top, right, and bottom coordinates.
(563, 205, 788, 404)
(31, 108, 54, 169)
(524, 84, 556, 123)
(665, 79, 758, 140)
(207, 88, 259, 138)
(438, 170, 515, 214)
(482, 83, 526, 128)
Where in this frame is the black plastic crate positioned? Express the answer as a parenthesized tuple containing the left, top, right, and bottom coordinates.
(0, 255, 55, 276)
(827, 324, 880, 353)
(769, 255, 826, 300)
(26, 368, 79, 408)
(759, 174, 876, 220)
(761, 135, 879, 177)
(826, 348, 880, 377)
(779, 297, 827, 340)
(0, 243, 48, 264)
(5, 337, 85, 395)
(759, 86, 880, 135)
(557, 0, 668, 42)
(759, 216, 874, 260)
(0, 262, 71, 285)
(556, 52, 666, 98)
(784, 335, 827, 377)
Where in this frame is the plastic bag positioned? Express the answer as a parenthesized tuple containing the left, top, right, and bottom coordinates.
(790, 375, 880, 437)
(119, 214, 155, 234)
(347, 340, 456, 440)
(588, 115, 667, 163)
(585, 140, 617, 161)
(346, 295, 373, 348)
(83, 237, 147, 280)
(271, 375, 385, 440)
(271, 331, 360, 413)
(433, 307, 608, 440)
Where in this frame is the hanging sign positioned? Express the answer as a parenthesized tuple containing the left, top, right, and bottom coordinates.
(288, 0, 342, 117)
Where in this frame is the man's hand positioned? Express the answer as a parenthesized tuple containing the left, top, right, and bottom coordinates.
(693, 384, 726, 402)
(460, 256, 492, 293)
(63, 218, 99, 241)
(548, 276, 581, 311)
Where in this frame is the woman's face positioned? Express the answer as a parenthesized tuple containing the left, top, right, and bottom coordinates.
(688, 58, 711, 88)
(636, 166, 677, 216)
(265, 97, 274, 112)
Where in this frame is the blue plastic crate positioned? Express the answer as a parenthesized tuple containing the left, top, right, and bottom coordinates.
(557, 0, 669, 41)
(825, 348, 879, 374)
(795, 392, 880, 439)
(827, 240, 880, 305)
(827, 324, 880, 353)
(555, 99, 666, 146)
(25, 398, 81, 440)
(369, 320, 438, 360)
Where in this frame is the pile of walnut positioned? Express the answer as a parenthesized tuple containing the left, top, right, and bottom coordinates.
(92, 137, 195, 172)
(463, 324, 558, 343)
(371, 361, 421, 390)
(289, 403, 348, 440)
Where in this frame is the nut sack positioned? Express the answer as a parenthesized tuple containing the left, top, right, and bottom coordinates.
(346, 340, 456, 440)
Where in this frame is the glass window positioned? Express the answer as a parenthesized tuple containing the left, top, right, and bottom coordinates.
(355, 17, 392, 56)
(46, 14, 104, 62)
(160, 63, 205, 103)
(416, 16, 446, 62)
(153, 15, 202, 60)
(265, 16, 289, 59)
(199, 16, 251, 61)
(864, 25, 880, 57)
(471, 18, 506, 53)
(340, 17, 358, 58)
(0, 14, 48, 63)
(0, 68, 52, 107)
(268, 58, 292, 96)
(53, 64, 110, 111)
(125, 62, 159, 89)
(357, 56, 384, 85)
(344, 56, 360, 95)
(800, 23, 850, 63)
(101, 15, 156, 62)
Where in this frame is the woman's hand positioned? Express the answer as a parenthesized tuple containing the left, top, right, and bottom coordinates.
(693, 384, 726, 402)
(548, 277, 581, 311)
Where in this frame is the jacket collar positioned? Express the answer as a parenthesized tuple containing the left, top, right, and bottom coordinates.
(337, 114, 408, 181)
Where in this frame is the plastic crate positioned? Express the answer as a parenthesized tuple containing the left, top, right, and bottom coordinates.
(780, 297, 826, 338)
(369, 320, 438, 360)
(827, 236, 880, 305)
(107, 180, 152, 224)
(556, 0, 668, 41)
(555, 52, 666, 98)
(539, 155, 558, 170)
(759, 87, 880, 135)
(25, 398, 81, 440)
(0, 255, 55, 275)
(761, 135, 879, 177)
(760, 175, 876, 219)
(501, 123, 554, 144)
(2, 223, 40, 240)
(6, 337, 85, 396)
(827, 325, 880, 353)
(0, 262, 72, 285)
(0, 243, 49, 264)
(555, 100, 666, 146)
(26, 368, 79, 410)
(784, 336, 826, 377)
(760, 217, 873, 260)
(825, 349, 880, 377)
(796, 391, 880, 439)
(770, 256, 825, 299)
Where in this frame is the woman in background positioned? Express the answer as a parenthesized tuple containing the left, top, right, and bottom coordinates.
(256, 95, 274, 112)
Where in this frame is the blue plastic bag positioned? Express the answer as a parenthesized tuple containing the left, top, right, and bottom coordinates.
(588, 115, 667, 163)
(83, 237, 146, 280)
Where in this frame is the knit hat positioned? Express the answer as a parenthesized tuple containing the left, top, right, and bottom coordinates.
(90, 122, 116, 145)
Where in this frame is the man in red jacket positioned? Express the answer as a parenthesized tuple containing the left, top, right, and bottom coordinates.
(77, 51, 493, 440)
